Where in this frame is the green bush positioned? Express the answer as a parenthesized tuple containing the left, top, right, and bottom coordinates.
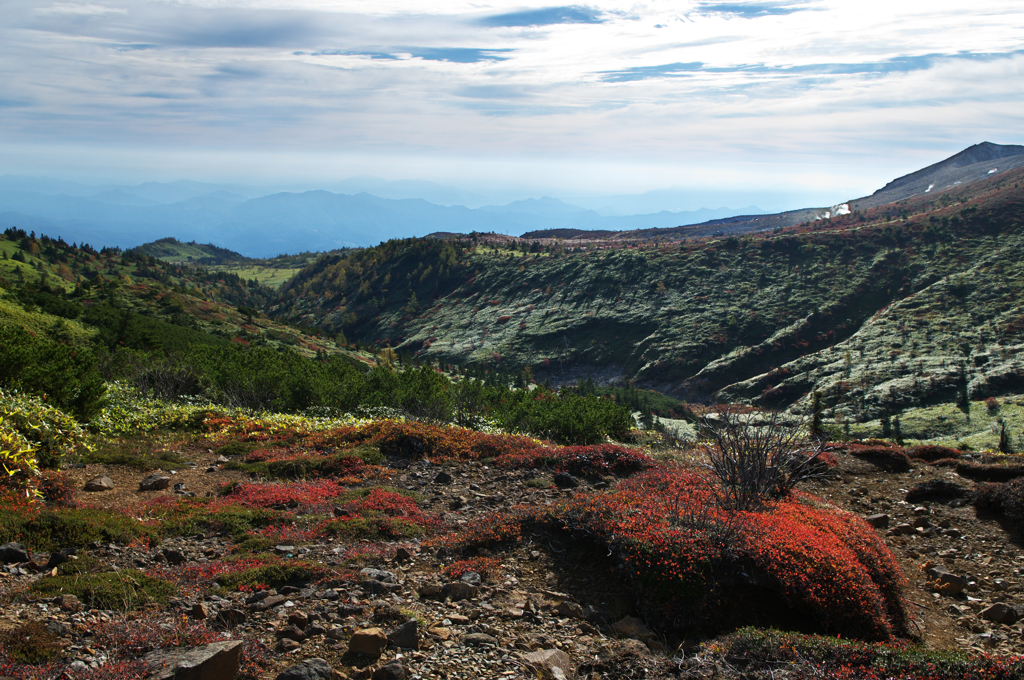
(32, 562, 175, 611)
(0, 507, 156, 552)
(0, 620, 63, 663)
(0, 325, 106, 420)
(0, 389, 89, 469)
(216, 563, 321, 591)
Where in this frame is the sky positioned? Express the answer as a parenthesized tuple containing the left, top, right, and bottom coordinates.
(2, 1, 1024, 207)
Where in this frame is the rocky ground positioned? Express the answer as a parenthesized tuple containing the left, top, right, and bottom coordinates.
(2, 443, 1023, 680)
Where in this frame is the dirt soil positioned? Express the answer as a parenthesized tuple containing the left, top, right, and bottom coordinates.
(3, 446, 1023, 680)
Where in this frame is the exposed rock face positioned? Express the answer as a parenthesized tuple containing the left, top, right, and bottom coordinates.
(144, 640, 243, 680)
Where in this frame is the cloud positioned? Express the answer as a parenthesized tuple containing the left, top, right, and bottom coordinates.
(479, 5, 605, 27)
(321, 47, 512, 63)
(698, 2, 810, 18)
(2, 1, 1024, 200)
(34, 3, 127, 16)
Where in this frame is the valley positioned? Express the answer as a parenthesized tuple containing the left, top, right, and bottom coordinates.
(1, 143, 1024, 679)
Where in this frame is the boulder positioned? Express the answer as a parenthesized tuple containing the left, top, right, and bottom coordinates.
(462, 632, 498, 646)
(523, 649, 572, 674)
(275, 657, 334, 680)
(863, 513, 889, 529)
(387, 619, 419, 649)
(162, 549, 187, 566)
(139, 473, 171, 491)
(144, 640, 242, 680)
(981, 603, 1019, 625)
(434, 471, 453, 485)
(444, 582, 477, 601)
(84, 475, 114, 492)
(0, 542, 29, 564)
(372, 663, 407, 680)
(349, 628, 388, 656)
(554, 472, 579, 489)
(611, 616, 653, 642)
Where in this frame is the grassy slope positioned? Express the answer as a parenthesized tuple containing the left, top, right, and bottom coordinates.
(272, 169, 1024, 427)
(0, 232, 376, 364)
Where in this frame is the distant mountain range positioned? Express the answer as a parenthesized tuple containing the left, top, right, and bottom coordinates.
(0, 175, 762, 257)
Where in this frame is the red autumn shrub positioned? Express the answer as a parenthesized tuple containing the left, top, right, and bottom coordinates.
(843, 445, 911, 472)
(435, 466, 908, 640)
(443, 556, 502, 580)
(906, 445, 961, 462)
(495, 443, 653, 475)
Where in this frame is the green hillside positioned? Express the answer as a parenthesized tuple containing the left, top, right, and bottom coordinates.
(271, 168, 1024, 437)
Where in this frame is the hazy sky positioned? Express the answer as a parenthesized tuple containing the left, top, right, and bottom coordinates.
(2, 1, 1023, 203)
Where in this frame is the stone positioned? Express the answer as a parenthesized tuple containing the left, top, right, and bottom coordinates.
(434, 471, 453, 485)
(394, 547, 414, 562)
(360, 567, 397, 583)
(216, 608, 247, 628)
(277, 638, 301, 652)
(139, 473, 171, 491)
(428, 627, 451, 641)
(931, 571, 968, 595)
(864, 513, 889, 529)
(554, 601, 584, 619)
(553, 472, 579, 489)
(251, 594, 287, 612)
(278, 625, 307, 642)
(582, 605, 609, 624)
(611, 616, 653, 642)
(191, 603, 210, 620)
(523, 649, 572, 674)
(372, 663, 407, 680)
(275, 545, 297, 555)
(460, 571, 482, 586)
(444, 582, 477, 601)
(288, 611, 310, 629)
(275, 657, 335, 680)
(388, 619, 419, 649)
(981, 603, 1019, 625)
(349, 628, 388, 656)
(462, 632, 498, 646)
(0, 542, 29, 564)
(57, 594, 82, 612)
(83, 475, 114, 492)
(163, 549, 187, 566)
(144, 640, 243, 680)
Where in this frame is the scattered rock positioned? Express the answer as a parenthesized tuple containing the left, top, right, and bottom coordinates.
(144, 640, 243, 680)
(349, 628, 388, 656)
(372, 662, 407, 680)
(162, 548, 187, 566)
(612, 616, 653, 642)
(57, 594, 81, 612)
(139, 473, 171, 491)
(0, 542, 29, 564)
(523, 649, 573, 675)
(981, 603, 1019, 625)
(444, 582, 477, 601)
(462, 632, 498, 646)
(216, 608, 247, 628)
(83, 474, 114, 491)
(554, 472, 579, 489)
(864, 513, 890, 528)
(275, 657, 335, 680)
(388, 619, 419, 649)
(191, 603, 210, 620)
(434, 471, 454, 485)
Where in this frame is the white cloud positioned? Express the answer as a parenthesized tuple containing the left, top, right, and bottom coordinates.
(2, 1, 1024, 197)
